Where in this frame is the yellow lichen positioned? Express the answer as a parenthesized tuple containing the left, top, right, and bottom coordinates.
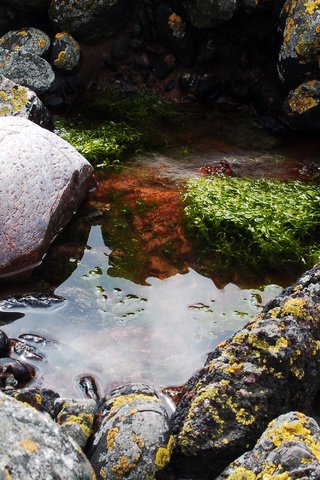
(111, 456, 136, 476)
(281, 298, 311, 319)
(155, 435, 175, 469)
(107, 427, 119, 450)
(235, 408, 255, 426)
(268, 337, 289, 355)
(37, 38, 47, 48)
(110, 393, 160, 409)
(131, 434, 145, 450)
(291, 366, 304, 379)
(19, 438, 38, 453)
(60, 413, 94, 439)
(55, 32, 68, 39)
(304, 0, 320, 14)
(226, 466, 257, 479)
(34, 393, 42, 404)
(17, 30, 27, 37)
(54, 50, 68, 68)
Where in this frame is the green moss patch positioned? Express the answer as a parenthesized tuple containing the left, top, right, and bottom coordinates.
(184, 176, 320, 269)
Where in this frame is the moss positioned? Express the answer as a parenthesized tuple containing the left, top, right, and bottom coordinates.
(155, 435, 175, 469)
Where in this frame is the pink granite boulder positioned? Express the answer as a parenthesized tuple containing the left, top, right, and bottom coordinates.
(0, 116, 94, 280)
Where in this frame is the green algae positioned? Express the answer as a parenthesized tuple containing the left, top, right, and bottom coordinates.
(184, 176, 320, 270)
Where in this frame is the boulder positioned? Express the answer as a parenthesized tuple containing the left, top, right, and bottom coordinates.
(0, 391, 95, 479)
(0, 75, 51, 128)
(0, 28, 50, 57)
(0, 48, 55, 95)
(51, 32, 81, 72)
(278, 0, 320, 87)
(171, 264, 320, 478)
(88, 383, 173, 480)
(283, 79, 320, 131)
(0, 116, 94, 280)
(49, 0, 135, 43)
(217, 412, 320, 479)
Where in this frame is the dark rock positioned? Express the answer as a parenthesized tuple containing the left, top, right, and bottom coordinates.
(0, 330, 10, 357)
(196, 39, 217, 64)
(49, 0, 135, 43)
(217, 412, 320, 479)
(0, 0, 50, 12)
(9, 387, 60, 416)
(0, 75, 51, 128)
(0, 294, 65, 309)
(171, 264, 320, 478)
(278, 0, 320, 87)
(55, 398, 97, 449)
(79, 375, 100, 402)
(180, 0, 237, 28)
(283, 80, 320, 131)
(89, 383, 173, 480)
(0, 6, 15, 36)
(51, 32, 81, 72)
(155, 3, 196, 67)
(111, 35, 131, 61)
(0, 358, 35, 389)
(0, 116, 94, 280)
(10, 338, 44, 361)
(0, 48, 55, 95)
(134, 52, 153, 70)
(0, 391, 95, 479)
(0, 28, 50, 57)
(179, 72, 215, 97)
(153, 54, 177, 79)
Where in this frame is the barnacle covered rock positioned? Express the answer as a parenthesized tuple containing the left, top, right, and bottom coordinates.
(49, 0, 134, 43)
(217, 412, 320, 479)
(171, 264, 320, 478)
(0, 28, 50, 57)
(0, 391, 95, 479)
(88, 383, 173, 480)
(278, 0, 320, 86)
(51, 32, 81, 72)
(0, 75, 51, 127)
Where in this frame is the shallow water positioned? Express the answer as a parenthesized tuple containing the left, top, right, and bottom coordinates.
(0, 103, 319, 399)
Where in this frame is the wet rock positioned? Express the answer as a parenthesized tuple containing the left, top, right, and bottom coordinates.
(0, 0, 50, 12)
(283, 80, 320, 131)
(111, 35, 131, 61)
(0, 391, 95, 479)
(89, 383, 173, 480)
(0, 294, 65, 309)
(0, 28, 50, 57)
(278, 0, 320, 87)
(79, 375, 100, 402)
(217, 412, 320, 479)
(171, 264, 320, 478)
(11, 338, 44, 361)
(51, 32, 81, 72)
(9, 387, 60, 416)
(0, 358, 35, 389)
(0, 48, 55, 95)
(49, 0, 135, 43)
(0, 116, 93, 280)
(0, 330, 10, 358)
(179, 72, 215, 97)
(0, 75, 51, 128)
(155, 3, 196, 67)
(55, 398, 97, 449)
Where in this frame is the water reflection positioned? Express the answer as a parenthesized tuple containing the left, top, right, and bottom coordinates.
(0, 225, 282, 398)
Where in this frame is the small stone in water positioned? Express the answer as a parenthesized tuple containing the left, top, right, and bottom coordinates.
(79, 375, 100, 402)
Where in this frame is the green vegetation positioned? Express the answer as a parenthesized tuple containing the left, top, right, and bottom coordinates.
(184, 176, 320, 269)
(55, 90, 184, 168)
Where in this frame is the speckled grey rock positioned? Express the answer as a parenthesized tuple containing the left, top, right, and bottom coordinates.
(0, 48, 55, 95)
(0, 390, 95, 479)
(55, 398, 97, 449)
(0, 0, 50, 12)
(278, 0, 320, 86)
(49, 0, 134, 43)
(0, 28, 50, 57)
(217, 412, 320, 479)
(0, 75, 51, 128)
(89, 383, 174, 480)
(171, 264, 320, 478)
(51, 32, 81, 72)
(0, 116, 93, 280)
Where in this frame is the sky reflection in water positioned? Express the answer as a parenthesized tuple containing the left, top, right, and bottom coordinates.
(1, 225, 282, 398)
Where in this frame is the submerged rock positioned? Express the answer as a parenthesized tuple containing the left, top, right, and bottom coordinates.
(171, 264, 320, 478)
(0, 75, 51, 128)
(49, 0, 135, 43)
(0, 28, 50, 57)
(0, 357, 35, 389)
(217, 412, 320, 479)
(0, 48, 55, 95)
(89, 383, 173, 480)
(0, 391, 95, 479)
(0, 116, 93, 280)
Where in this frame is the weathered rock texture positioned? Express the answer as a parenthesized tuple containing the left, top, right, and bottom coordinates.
(217, 412, 320, 479)
(51, 32, 81, 72)
(0, 28, 50, 57)
(49, 0, 134, 43)
(171, 264, 320, 478)
(89, 383, 173, 480)
(0, 391, 95, 479)
(0, 116, 93, 280)
(0, 75, 51, 127)
(283, 79, 320, 130)
(278, 0, 320, 86)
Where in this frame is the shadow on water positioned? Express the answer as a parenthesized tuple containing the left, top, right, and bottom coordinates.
(0, 102, 319, 398)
